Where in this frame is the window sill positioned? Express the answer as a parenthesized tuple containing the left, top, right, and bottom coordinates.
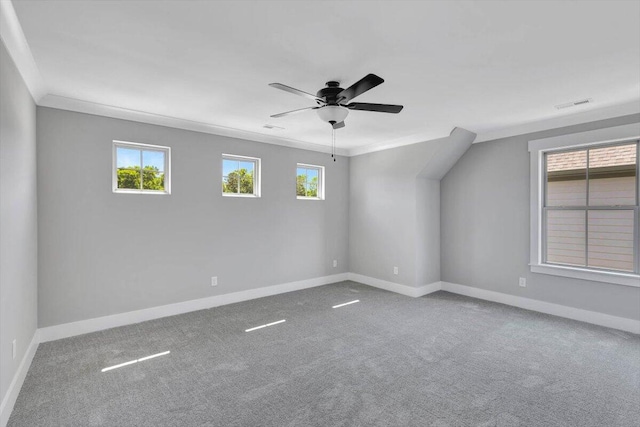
(296, 196, 324, 201)
(113, 190, 170, 195)
(222, 193, 260, 198)
(530, 263, 640, 288)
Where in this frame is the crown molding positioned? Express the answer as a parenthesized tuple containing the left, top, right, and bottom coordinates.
(41, 92, 459, 158)
(0, 0, 47, 102)
(37, 93, 640, 158)
(3, 0, 638, 156)
(39, 94, 350, 156)
(474, 100, 640, 143)
(347, 130, 448, 157)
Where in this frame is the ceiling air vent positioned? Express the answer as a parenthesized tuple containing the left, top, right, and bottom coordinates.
(555, 98, 593, 110)
(263, 124, 284, 130)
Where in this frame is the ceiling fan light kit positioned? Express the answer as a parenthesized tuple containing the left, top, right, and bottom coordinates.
(316, 105, 349, 126)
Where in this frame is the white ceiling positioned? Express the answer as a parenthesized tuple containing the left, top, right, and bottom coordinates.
(7, 0, 640, 154)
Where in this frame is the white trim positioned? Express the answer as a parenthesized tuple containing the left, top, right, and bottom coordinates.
(3, 275, 638, 424)
(28, 94, 640, 159)
(413, 281, 444, 297)
(346, 273, 442, 298)
(531, 264, 639, 288)
(348, 133, 448, 157)
(37, 93, 640, 157)
(440, 282, 640, 335)
(221, 153, 261, 197)
(2, 0, 637, 157)
(528, 123, 640, 284)
(528, 123, 640, 152)
(39, 94, 350, 157)
(296, 163, 325, 200)
(346, 274, 639, 333)
(113, 140, 171, 194)
(38, 273, 347, 342)
(476, 101, 640, 143)
(0, 1, 47, 102)
(0, 330, 39, 427)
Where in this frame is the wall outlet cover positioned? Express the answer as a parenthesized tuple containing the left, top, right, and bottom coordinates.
(519, 277, 527, 287)
(211, 276, 218, 286)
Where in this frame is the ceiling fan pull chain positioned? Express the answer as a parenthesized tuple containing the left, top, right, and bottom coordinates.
(332, 128, 336, 161)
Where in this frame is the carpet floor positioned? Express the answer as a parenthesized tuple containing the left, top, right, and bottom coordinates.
(8, 281, 640, 426)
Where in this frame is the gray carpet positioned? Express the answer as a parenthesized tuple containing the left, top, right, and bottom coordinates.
(8, 281, 640, 426)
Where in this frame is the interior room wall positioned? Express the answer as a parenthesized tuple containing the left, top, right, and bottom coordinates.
(441, 114, 640, 321)
(349, 128, 476, 287)
(416, 178, 440, 286)
(36, 107, 350, 328)
(0, 41, 38, 406)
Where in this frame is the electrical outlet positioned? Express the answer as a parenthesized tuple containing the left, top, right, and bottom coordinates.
(333, 260, 337, 268)
(12, 339, 16, 360)
(519, 277, 527, 287)
(393, 266, 399, 275)
(211, 276, 218, 287)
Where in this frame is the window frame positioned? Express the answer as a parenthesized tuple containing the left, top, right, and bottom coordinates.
(221, 154, 261, 198)
(296, 163, 325, 200)
(528, 123, 640, 287)
(112, 140, 171, 195)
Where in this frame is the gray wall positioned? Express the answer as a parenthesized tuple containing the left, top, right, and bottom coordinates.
(349, 128, 475, 287)
(441, 114, 640, 321)
(0, 42, 38, 403)
(37, 108, 349, 327)
(416, 178, 440, 286)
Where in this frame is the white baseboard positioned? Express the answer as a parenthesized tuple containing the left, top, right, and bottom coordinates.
(347, 273, 442, 298)
(441, 282, 640, 334)
(2, 274, 638, 425)
(39, 273, 348, 342)
(0, 330, 39, 427)
(345, 274, 639, 334)
(414, 281, 444, 297)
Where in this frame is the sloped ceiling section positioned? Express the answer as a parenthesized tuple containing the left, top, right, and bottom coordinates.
(418, 127, 477, 180)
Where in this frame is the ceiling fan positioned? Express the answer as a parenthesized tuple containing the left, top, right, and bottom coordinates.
(268, 74, 403, 130)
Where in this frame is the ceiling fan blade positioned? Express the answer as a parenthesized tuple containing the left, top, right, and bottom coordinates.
(344, 102, 403, 113)
(269, 83, 325, 103)
(332, 121, 345, 130)
(270, 106, 319, 118)
(337, 74, 384, 103)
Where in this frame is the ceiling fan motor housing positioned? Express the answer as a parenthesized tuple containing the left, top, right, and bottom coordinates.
(317, 81, 343, 105)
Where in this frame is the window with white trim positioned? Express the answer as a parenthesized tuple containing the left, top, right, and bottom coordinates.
(529, 123, 640, 287)
(222, 154, 260, 197)
(113, 141, 170, 194)
(296, 164, 324, 200)
(544, 142, 638, 273)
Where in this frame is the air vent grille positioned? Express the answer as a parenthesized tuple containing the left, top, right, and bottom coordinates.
(263, 124, 285, 130)
(555, 98, 593, 110)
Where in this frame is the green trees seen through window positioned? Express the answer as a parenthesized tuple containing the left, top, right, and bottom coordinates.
(297, 174, 318, 197)
(117, 166, 165, 191)
(115, 144, 168, 193)
(297, 166, 320, 198)
(223, 168, 254, 194)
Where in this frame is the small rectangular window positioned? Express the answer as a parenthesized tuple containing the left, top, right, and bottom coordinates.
(544, 141, 638, 274)
(222, 154, 260, 197)
(113, 141, 170, 194)
(297, 164, 324, 200)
